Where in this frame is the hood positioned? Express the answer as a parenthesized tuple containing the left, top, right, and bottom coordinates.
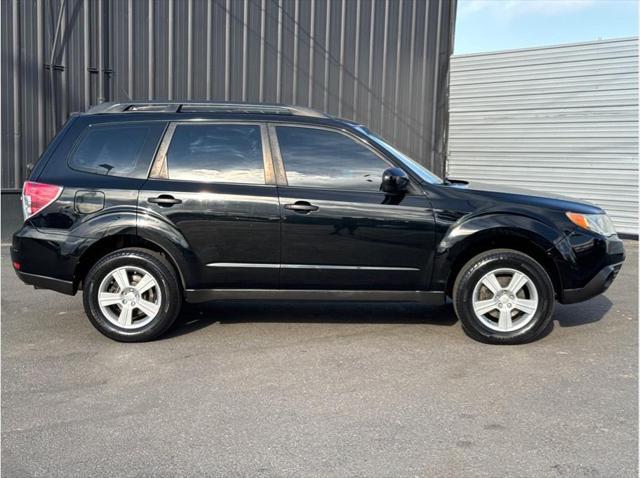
(443, 179, 603, 215)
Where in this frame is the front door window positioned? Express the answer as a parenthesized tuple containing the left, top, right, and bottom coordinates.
(275, 126, 390, 191)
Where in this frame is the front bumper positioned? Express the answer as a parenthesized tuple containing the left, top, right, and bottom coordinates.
(561, 261, 623, 304)
(556, 231, 625, 304)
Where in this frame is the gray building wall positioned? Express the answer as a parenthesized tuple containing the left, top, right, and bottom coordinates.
(1, 0, 456, 195)
(448, 38, 639, 235)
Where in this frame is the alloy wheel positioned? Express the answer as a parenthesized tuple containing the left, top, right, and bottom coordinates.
(471, 268, 539, 332)
(97, 266, 162, 329)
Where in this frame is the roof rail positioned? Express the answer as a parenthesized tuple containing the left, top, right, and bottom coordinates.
(85, 101, 328, 118)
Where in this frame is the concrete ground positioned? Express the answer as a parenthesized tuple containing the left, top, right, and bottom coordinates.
(1, 242, 637, 477)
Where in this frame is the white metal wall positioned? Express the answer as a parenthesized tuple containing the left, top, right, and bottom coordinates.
(447, 38, 639, 235)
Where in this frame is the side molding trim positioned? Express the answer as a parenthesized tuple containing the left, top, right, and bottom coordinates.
(184, 289, 445, 304)
(206, 262, 419, 271)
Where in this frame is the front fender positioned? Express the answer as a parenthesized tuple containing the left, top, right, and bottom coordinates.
(431, 213, 572, 292)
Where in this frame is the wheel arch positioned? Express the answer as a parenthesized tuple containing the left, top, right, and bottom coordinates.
(434, 214, 565, 299)
(75, 234, 187, 290)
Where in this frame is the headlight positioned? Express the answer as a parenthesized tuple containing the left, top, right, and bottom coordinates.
(566, 212, 617, 237)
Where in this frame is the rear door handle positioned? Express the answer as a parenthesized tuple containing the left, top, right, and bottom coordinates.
(284, 201, 319, 213)
(148, 195, 182, 207)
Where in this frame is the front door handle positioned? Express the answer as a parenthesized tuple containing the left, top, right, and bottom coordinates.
(284, 201, 319, 213)
(148, 195, 182, 207)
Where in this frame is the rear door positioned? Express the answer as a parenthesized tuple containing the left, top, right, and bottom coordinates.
(270, 124, 435, 290)
(139, 121, 280, 289)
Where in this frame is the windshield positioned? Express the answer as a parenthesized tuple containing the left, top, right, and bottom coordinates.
(357, 127, 443, 184)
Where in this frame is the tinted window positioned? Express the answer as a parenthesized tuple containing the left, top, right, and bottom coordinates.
(276, 126, 390, 191)
(69, 124, 153, 177)
(166, 124, 264, 184)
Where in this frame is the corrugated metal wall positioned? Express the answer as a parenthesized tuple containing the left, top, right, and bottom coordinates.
(448, 38, 639, 235)
(1, 0, 457, 191)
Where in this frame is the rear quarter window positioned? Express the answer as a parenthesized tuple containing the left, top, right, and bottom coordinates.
(68, 122, 166, 178)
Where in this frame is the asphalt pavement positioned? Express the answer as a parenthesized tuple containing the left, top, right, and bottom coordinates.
(1, 242, 638, 477)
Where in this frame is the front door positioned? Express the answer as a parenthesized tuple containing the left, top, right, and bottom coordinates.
(270, 124, 435, 290)
(139, 121, 280, 289)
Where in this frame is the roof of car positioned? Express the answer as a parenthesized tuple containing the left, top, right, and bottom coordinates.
(86, 101, 330, 119)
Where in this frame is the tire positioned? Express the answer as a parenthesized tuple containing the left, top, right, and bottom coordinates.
(83, 247, 182, 342)
(453, 249, 555, 345)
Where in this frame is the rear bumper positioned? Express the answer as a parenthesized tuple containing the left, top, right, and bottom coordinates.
(14, 270, 76, 295)
(560, 261, 623, 304)
(11, 223, 81, 294)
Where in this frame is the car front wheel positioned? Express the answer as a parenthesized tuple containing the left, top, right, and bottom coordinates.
(83, 248, 182, 342)
(453, 249, 555, 344)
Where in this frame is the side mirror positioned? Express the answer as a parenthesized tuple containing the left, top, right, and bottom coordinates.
(380, 167, 410, 195)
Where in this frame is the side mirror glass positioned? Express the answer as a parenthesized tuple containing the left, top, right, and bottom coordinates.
(380, 167, 410, 194)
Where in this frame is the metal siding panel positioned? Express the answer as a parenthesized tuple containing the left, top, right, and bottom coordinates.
(279, 0, 294, 106)
(155, 0, 170, 99)
(245, 0, 262, 102)
(2, 0, 15, 189)
(296, 0, 311, 107)
(263, 0, 279, 104)
(448, 38, 639, 234)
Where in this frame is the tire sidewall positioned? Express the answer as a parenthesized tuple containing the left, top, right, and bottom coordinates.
(455, 251, 555, 344)
(84, 251, 180, 341)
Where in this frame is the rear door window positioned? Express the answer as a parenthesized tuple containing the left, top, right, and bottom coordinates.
(164, 124, 265, 184)
(68, 122, 165, 178)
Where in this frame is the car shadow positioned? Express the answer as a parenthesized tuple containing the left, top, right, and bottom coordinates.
(554, 294, 613, 327)
(534, 294, 613, 341)
(164, 294, 614, 340)
(164, 301, 459, 339)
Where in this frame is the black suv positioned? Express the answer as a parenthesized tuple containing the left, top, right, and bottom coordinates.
(12, 102, 625, 344)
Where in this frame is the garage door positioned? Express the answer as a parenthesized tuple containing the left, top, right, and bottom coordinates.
(447, 38, 638, 235)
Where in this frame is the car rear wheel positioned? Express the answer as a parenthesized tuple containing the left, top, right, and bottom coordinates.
(453, 249, 555, 344)
(83, 248, 182, 342)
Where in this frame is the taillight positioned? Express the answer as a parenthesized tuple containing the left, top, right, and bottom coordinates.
(21, 181, 63, 220)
